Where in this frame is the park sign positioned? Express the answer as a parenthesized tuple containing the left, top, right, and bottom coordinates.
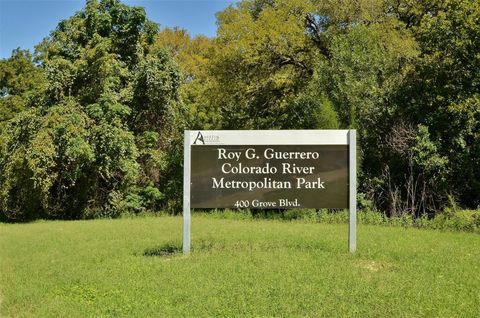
(190, 131, 350, 209)
(183, 130, 357, 253)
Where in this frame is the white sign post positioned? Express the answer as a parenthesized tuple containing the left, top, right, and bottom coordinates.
(348, 130, 356, 253)
(183, 130, 356, 254)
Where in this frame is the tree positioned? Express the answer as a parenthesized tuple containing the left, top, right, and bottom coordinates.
(2, 0, 479, 219)
(0, 49, 46, 128)
(153, 28, 222, 130)
(0, 0, 182, 220)
(392, 0, 480, 209)
(210, 0, 318, 129)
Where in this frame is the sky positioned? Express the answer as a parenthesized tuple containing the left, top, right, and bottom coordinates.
(0, 0, 236, 59)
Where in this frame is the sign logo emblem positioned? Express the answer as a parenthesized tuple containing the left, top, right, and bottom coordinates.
(193, 131, 205, 145)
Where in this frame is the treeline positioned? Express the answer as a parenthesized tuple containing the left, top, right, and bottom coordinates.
(0, 0, 479, 221)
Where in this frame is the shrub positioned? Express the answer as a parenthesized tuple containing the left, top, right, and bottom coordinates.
(282, 209, 317, 221)
(445, 210, 478, 232)
(358, 209, 385, 225)
(389, 214, 414, 228)
(317, 209, 348, 224)
(191, 208, 480, 234)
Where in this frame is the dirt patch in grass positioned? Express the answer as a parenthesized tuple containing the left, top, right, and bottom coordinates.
(356, 260, 387, 272)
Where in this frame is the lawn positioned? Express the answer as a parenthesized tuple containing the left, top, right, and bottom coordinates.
(0, 216, 479, 317)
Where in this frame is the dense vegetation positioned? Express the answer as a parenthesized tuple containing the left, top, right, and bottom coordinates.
(1, 216, 479, 316)
(1, 0, 479, 221)
(199, 208, 480, 233)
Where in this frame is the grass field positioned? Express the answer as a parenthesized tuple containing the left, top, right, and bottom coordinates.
(1, 216, 479, 317)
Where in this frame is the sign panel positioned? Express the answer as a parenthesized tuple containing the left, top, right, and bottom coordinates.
(190, 144, 348, 208)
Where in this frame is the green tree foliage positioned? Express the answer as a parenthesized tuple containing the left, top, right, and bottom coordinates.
(388, 0, 480, 210)
(212, 0, 318, 129)
(0, 49, 46, 128)
(197, 0, 478, 213)
(153, 28, 222, 130)
(208, 0, 418, 132)
(1, 0, 479, 220)
(0, 101, 97, 219)
(0, 0, 181, 220)
(203, 0, 420, 213)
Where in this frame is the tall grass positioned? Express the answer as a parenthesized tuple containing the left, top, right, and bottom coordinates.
(1, 216, 479, 317)
(195, 208, 480, 233)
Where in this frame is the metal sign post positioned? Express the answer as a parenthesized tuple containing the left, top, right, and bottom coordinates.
(183, 130, 357, 255)
(183, 131, 191, 254)
(348, 129, 357, 253)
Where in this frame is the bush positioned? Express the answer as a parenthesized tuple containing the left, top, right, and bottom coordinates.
(317, 209, 349, 223)
(414, 214, 431, 229)
(195, 209, 253, 220)
(358, 209, 385, 225)
(444, 210, 479, 232)
(389, 214, 414, 228)
(282, 209, 317, 222)
(192, 208, 480, 234)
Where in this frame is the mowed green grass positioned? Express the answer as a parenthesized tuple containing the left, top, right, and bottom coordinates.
(1, 216, 479, 317)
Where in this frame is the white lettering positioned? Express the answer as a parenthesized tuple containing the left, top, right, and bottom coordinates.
(245, 148, 257, 159)
(217, 148, 242, 161)
(264, 148, 319, 160)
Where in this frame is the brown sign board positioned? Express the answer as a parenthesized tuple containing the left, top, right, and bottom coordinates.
(190, 145, 348, 208)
